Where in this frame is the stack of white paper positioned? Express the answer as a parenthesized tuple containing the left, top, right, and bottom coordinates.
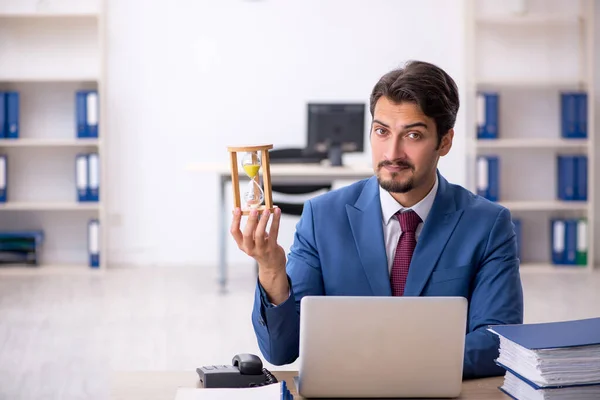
(502, 371, 600, 400)
(489, 317, 600, 400)
(174, 381, 292, 400)
(496, 336, 600, 387)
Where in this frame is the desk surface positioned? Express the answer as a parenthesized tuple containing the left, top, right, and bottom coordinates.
(110, 370, 509, 400)
(187, 162, 374, 178)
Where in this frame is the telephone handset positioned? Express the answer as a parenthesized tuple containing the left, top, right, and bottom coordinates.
(196, 353, 278, 388)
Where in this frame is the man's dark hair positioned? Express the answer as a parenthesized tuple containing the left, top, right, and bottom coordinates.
(369, 60, 460, 147)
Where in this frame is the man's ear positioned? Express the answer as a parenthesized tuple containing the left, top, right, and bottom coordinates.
(438, 129, 454, 156)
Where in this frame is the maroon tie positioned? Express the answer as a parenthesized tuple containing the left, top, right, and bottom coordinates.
(390, 210, 422, 296)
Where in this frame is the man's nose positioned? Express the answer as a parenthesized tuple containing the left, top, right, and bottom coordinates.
(384, 136, 406, 161)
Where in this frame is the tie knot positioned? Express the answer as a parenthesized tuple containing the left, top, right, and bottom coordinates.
(396, 210, 421, 232)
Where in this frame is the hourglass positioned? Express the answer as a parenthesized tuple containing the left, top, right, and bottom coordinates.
(227, 144, 275, 215)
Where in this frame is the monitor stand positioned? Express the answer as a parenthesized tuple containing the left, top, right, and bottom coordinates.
(328, 143, 343, 167)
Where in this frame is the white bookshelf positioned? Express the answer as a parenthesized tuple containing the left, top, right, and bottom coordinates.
(0, 202, 101, 211)
(465, 0, 596, 272)
(498, 201, 589, 212)
(0, 0, 106, 271)
(476, 138, 588, 149)
(0, 138, 100, 147)
(475, 14, 582, 26)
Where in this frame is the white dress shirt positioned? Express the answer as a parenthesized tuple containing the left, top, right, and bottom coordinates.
(379, 175, 439, 274)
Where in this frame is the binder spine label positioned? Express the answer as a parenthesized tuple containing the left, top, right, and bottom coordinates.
(88, 219, 100, 268)
(86, 91, 99, 138)
(88, 153, 99, 201)
(576, 219, 588, 266)
(476, 156, 488, 193)
(476, 93, 485, 133)
(0, 155, 6, 202)
(553, 220, 565, 253)
(76, 154, 88, 202)
(577, 220, 587, 251)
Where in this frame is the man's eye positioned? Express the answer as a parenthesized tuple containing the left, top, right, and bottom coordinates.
(408, 132, 421, 139)
(375, 128, 386, 135)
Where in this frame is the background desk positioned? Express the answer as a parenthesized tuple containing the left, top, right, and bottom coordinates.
(110, 370, 509, 400)
(187, 162, 374, 293)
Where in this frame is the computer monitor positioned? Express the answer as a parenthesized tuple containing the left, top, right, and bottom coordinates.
(306, 103, 365, 166)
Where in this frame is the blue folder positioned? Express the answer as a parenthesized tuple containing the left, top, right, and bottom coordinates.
(574, 155, 587, 201)
(76, 91, 88, 138)
(476, 155, 499, 201)
(87, 153, 99, 202)
(576, 92, 587, 138)
(499, 367, 600, 392)
(477, 92, 499, 139)
(5, 92, 19, 139)
(75, 90, 99, 138)
(0, 92, 5, 138)
(564, 219, 578, 265)
(88, 219, 100, 268)
(0, 155, 6, 203)
(490, 317, 600, 351)
(75, 153, 88, 202)
(557, 155, 576, 201)
(0, 230, 44, 247)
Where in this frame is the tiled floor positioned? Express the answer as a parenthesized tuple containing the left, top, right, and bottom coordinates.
(0, 265, 598, 400)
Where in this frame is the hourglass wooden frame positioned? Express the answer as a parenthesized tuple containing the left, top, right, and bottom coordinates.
(227, 144, 275, 216)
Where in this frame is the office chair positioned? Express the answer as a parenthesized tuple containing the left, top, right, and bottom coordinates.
(268, 148, 331, 217)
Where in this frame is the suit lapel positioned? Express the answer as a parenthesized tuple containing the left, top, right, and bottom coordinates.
(403, 172, 464, 296)
(346, 177, 391, 296)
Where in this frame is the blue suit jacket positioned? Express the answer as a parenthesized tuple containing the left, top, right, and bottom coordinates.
(252, 171, 524, 379)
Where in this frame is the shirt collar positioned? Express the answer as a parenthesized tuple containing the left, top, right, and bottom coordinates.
(379, 174, 439, 226)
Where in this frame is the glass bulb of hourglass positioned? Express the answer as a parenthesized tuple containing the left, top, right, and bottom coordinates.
(241, 151, 261, 178)
(240, 151, 264, 208)
(243, 180, 264, 208)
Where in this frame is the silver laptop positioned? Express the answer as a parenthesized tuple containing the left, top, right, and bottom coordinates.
(297, 296, 468, 398)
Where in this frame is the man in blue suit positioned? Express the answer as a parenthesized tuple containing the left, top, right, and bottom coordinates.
(230, 60, 524, 379)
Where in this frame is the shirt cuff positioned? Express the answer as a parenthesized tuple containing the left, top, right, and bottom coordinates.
(258, 276, 292, 308)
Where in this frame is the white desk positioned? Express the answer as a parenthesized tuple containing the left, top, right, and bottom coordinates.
(187, 161, 374, 292)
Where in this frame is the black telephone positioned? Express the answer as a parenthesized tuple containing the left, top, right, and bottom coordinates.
(196, 353, 278, 388)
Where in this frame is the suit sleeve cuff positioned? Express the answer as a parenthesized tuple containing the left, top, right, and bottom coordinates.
(258, 275, 292, 309)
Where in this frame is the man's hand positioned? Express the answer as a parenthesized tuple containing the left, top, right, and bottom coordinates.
(230, 207, 289, 305)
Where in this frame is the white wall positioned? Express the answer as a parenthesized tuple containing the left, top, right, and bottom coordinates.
(104, 0, 468, 268)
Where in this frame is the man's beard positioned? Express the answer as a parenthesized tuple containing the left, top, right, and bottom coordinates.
(377, 159, 415, 193)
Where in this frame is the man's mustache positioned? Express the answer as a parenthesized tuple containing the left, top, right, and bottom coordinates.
(378, 160, 414, 170)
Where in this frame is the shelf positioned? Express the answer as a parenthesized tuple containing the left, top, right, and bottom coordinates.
(476, 14, 582, 26)
(0, 76, 99, 83)
(519, 263, 591, 273)
(0, 138, 100, 147)
(475, 79, 586, 89)
(0, 264, 102, 276)
(476, 138, 588, 149)
(0, 202, 101, 211)
(0, 12, 98, 19)
(498, 201, 588, 211)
